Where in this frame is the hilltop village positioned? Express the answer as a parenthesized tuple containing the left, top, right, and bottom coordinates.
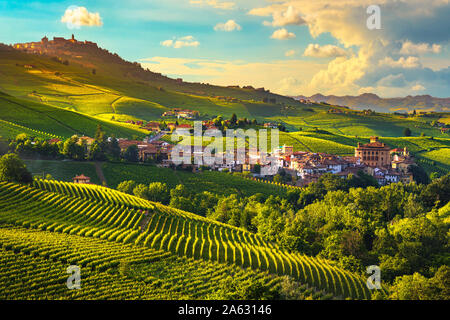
(14, 35, 101, 58)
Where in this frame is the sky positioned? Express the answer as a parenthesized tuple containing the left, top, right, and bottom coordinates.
(0, 0, 449, 98)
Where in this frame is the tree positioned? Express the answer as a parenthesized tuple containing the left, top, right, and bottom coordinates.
(403, 127, 412, 137)
(273, 174, 282, 184)
(107, 135, 121, 160)
(230, 113, 237, 125)
(0, 139, 8, 156)
(123, 144, 139, 162)
(133, 184, 149, 200)
(62, 136, 86, 160)
(88, 141, 106, 161)
(117, 180, 137, 194)
(408, 165, 429, 185)
(94, 124, 106, 144)
(148, 182, 170, 204)
(429, 172, 440, 181)
(15, 133, 28, 143)
(0, 153, 33, 184)
(390, 266, 450, 300)
(421, 174, 450, 208)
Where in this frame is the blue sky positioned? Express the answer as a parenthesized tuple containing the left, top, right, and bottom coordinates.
(1, 0, 449, 99)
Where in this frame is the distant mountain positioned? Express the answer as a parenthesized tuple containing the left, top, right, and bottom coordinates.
(293, 93, 450, 113)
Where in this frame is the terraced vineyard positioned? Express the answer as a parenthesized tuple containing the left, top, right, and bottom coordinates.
(0, 119, 62, 140)
(0, 180, 375, 299)
(0, 226, 283, 299)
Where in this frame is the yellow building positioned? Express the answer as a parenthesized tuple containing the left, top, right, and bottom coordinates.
(355, 137, 391, 168)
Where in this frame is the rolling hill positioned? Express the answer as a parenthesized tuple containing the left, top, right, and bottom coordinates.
(0, 41, 308, 122)
(0, 92, 146, 139)
(294, 93, 450, 113)
(1, 39, 448, 139)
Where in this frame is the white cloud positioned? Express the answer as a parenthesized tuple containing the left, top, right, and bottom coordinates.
(412, 83, 426, 91)
(61, 6, 102, 28)
(262, 6, 306, 27)
(303, 44, 349, 58)
(248, 0, 450, 97)
(214, 20, 241, 32)
(161, 36, 200, 49)
(190, 0, 235, 10)
(278, 77, 304, 94)
(400, 41, 442, 55)
(285, 50, 296, 57)
(270, 28, 296, 40)
(248, 4, 285, 17)
(379, 56, 422, 69)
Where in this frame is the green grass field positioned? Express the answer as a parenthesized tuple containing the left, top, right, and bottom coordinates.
(24, 159, 101, 184)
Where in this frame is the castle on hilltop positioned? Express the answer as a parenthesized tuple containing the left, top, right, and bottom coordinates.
(13, 34, 98, 54)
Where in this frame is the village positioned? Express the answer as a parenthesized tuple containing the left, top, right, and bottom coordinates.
(66, 119, 415, 187)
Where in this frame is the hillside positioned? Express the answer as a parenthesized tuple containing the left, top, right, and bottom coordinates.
(294, 93, 450, 113)
(0, 40, 308, 122)
(1, 39, 448, 139)
(0, 93, 146, 139)
(0, 180, 374, 299)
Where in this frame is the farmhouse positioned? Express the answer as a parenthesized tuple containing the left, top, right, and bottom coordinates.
(78, 136, 95, 146)
(146, 122, 161, 132)
(162, 109, 199, 119)
(176, 124, 193, 130)
(263, 122, 278, 129)
(73, 174, 91, 184)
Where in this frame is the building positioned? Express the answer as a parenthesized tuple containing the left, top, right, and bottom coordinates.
(78, 136, 95, 146)
(263, 122, 278, 129)
(355, 137, 391, 168)
(176, 124, 193, 130)
(146, 122, 161, 132)
(48, 138, 61, 144)
(162, 109, 198, 119)
(281, 145, 294, 157)
(73, 174, 91, 184)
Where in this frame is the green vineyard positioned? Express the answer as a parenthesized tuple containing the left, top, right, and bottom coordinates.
(0, 180, 374, 299)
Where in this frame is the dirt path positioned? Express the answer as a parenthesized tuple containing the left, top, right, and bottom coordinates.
(94, 162, 107, 187)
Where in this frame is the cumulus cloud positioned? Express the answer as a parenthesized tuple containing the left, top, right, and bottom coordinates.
(248, 4, 285, 17)
(270, 28, 296, 40)
(303, 44, 349, 58)
(161, 36, 200, 49)
(262, 6, 306, 27)
(412, 84, 426, 91)
(400, 41, 442, 55)
(214, 20, 241, 32)
(190, 0, 235, 10)
(285, 50, 296, 57)
(248, 0, 450, 97)
(61, 6, 102, 28)
(379, 56, 422, 69)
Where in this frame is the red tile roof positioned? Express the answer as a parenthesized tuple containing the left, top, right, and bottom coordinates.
(73, 174, 90, 180)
